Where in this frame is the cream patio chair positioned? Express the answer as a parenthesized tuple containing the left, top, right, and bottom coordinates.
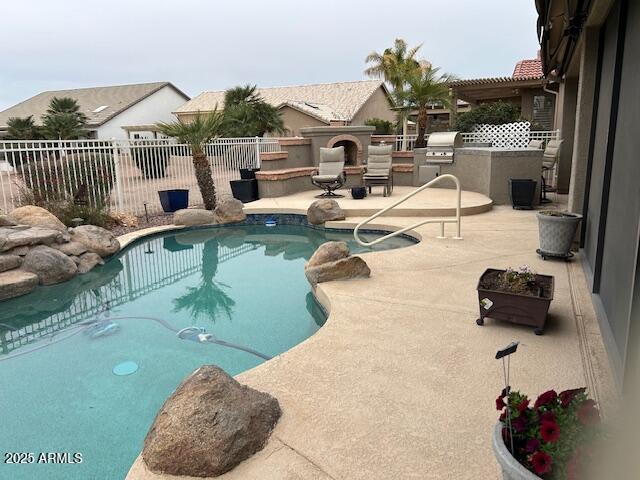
(541, 139, 563, 203)
(311, 146, 346, 197)
(363, 144, 393, 197)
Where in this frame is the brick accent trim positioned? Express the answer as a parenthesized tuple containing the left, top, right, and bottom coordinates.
(277, 137, 312, 146)
(260, 151, 288, 161)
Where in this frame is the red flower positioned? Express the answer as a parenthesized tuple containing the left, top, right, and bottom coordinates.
(496, 395, 506, 411)
(540, 421, 561, 443)
(525, 438, 540, 453)
(530, 450, 553, 475)
(559, 387, 586, 407)
(577, 400, 600, 426)
(539, 411, 556, 424)
(517, 398, 530, 412)
(534, 390, 558, 409)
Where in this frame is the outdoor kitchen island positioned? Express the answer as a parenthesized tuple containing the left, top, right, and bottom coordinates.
(413, 146, 544, 205)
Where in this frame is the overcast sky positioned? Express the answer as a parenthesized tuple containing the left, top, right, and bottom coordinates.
(0, 0, 539, 111)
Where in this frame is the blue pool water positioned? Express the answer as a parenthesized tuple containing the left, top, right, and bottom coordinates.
(0, 223, 415, 479)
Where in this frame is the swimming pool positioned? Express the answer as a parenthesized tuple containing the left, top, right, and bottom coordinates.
(0, 221, 416, 479)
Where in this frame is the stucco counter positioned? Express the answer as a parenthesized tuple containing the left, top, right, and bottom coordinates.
(414, 147, 544, 205)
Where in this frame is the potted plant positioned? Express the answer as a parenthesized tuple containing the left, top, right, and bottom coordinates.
(351, 186, 367, 200)
(537, 211, 582, 260)
(494, 387, 601, 479)
(158, 189, 189, 213)
(476, 266, 554, 335)
(509, 179, 537, 210)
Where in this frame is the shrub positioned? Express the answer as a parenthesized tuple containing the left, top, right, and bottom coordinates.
(17, 151, 115, 208)
(453, 101, 521, 132)
(497, 387, 601, 479)
(131, 145, 173, 179)
(365, 118, 394, 135)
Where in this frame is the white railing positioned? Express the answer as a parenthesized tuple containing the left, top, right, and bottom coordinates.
(0, 137, 280, 216)
(353, 174, 462, 247)
(391, 130, 560, 152)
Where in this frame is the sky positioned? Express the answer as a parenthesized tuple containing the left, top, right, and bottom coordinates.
(0, 0, 540, 111)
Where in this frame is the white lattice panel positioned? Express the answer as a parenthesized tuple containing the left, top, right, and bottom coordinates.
(470, 122, 532, 148)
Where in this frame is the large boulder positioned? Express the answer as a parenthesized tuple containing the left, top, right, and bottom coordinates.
(305, 256, 371, 286)
(142, 365, 281, 477)
(77, 252, 104, 274)
(69, 225, 120, 257)
(0, 215, 17, 227)
(0, 226, 64, 252)
(22, 245, 78, 285)
(214, 197, 246, 225)
(173, 208, 216, 226)
(306, 199, 346, 225)
(8, 205, 67, 233)
(306, 241, 350, 268)
(0, 269, 39, 301)
(52, 241, 88, 257)
(0, 254, 21, 273)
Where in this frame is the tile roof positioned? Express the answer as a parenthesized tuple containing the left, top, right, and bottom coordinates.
(0, 82, 189, 129)
(512, 58, 543, 79)
(174, 80, 387, 123)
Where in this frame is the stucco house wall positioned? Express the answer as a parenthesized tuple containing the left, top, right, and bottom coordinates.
(351, 87, 396, 125)
(96, 86, 188, 140)
(278, 106, 325, 137)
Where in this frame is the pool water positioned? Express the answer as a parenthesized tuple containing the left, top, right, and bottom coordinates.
(0, 224, 415, 480)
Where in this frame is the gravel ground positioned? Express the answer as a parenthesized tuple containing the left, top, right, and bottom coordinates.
(109, 213, 175, 237)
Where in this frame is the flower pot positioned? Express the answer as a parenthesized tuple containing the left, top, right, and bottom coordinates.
(509, 179, 537, 210)
(351, 186, 367, 200)
(492, 423, 541, 480)
(158, 189, 189, 213)
(476, 268, 554, 335)
(230, 179, 259, 203)
(536, 211, 582, 260)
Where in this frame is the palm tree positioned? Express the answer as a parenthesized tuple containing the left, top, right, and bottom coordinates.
(222, 85, 284, 137)
(156, 111, 224, 210)
(365, 39, 422, 149)
(41, 97, 87, 139)
(6, 116, 42, 140)
(403, 65, 455, 148)
(173, 239, 235, 323)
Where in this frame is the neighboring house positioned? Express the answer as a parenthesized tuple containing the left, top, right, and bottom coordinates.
(536, 0, 640, 390)
(174, 80, 395, 136)
(447, 55, 556, 129)
(0, 82, 189, 140)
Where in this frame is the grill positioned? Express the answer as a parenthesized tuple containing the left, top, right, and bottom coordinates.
(424, 131, 463, 164)
(417, 131, 463, 184)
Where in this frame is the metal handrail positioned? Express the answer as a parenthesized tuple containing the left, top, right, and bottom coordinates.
(353, 174, 462, 247)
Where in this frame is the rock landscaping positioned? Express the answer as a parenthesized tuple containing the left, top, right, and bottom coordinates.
(173, 197, 247, 227)
(304, 240, 371, 286)
(0, 206, 120, 301)
(306, 198, 346, 225)
(142, 365, 281, 477)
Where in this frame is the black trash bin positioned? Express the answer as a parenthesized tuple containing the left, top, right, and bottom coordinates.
(240, 168, 260, 180)
(509, 179, 537, 210)
(230, 179, 259, 203)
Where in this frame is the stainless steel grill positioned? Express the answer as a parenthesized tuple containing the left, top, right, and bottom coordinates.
(424, 131, 463, 164)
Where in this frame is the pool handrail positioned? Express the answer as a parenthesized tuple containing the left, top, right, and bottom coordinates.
(353, 174, 462, 247)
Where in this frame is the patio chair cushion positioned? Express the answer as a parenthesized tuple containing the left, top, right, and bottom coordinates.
(318, 147, 345, 178)
(365, 144, 392, 178)
(528, 140, 544, 149)
(312, 174, 342, 182)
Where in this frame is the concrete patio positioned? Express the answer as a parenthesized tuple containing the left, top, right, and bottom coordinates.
(127, 198, 615, 480)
